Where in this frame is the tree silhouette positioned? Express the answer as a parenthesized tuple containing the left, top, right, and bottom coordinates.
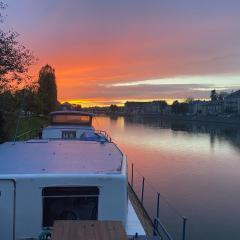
(0, 1, 35, 91)
(210, 89, 218, 101)
(38, 64, 58, 114)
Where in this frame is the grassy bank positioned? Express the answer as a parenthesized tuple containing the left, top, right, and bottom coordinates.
(8, 115, 49, 141)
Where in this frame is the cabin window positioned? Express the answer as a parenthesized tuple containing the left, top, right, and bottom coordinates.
(62, 131, 76, 139)
(51, 115, 92, 126)
(42, 187, 99, 227)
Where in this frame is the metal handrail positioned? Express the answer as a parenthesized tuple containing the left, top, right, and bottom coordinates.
(95, 130, 112, 142)
(154, 218, 174, 240)
(130, 162, 188, 240)
(15, 129, 40, 141)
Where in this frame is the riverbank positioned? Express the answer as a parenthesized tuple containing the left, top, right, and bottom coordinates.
(8, 115, 49, 141)
(143, 114, 240, 125)
(105, 113, 240, 125)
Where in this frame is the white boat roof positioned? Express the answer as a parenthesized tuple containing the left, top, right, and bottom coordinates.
(0, 140, 123, 175)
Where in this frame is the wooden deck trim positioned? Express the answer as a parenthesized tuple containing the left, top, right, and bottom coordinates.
(128, 184, 154, 236)
(52, 220, 128, 240)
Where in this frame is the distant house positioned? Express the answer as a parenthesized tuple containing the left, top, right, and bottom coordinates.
(204, 100, 224, 115)
(124, 101, 170, 115)
(224, 90, 240, 114)
(189, 100, 224, 116)
(124, 102, 148, 115)
(188, 100, 205, 115)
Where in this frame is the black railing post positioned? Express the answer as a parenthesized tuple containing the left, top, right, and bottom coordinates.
(156, 192, 160, 219)
(141, 177, 145, 204)
(153, 218, 157, 236)
(182, 217, 187, 240)
(131, 163, 134, 187)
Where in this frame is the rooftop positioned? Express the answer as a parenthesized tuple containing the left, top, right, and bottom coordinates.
(0, 140, 123, 175)
(226, 90, 240, 99)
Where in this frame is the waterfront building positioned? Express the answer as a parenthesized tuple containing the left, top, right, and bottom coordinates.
(224, 90, 240, 114)
(124, 101, 148, 115)
(188, 100, 224, 116)
(204, 100, 224, 116)
(124, 101, 170, 115)
(188, 100, 205, 115)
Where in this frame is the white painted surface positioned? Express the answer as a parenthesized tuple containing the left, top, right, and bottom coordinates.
(0, 180, 14, 240)
(0, 135, 145, 239)
(126, 200, 146, 236)
(0, 140, 123, 174)
(42, 125, 95, 139)
(12, 174, 128, 239)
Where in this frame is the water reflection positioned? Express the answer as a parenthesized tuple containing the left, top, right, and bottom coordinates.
(124, 116, 240, 152)
(93, 116, 240, 240)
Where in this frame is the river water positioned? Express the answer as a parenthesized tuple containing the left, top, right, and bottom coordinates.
(93, 116, 240, 240)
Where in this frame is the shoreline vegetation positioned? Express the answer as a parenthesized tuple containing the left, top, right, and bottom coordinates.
(130, 113, 240, 125)
(103, 113, 240, 126)
(0, 4, 58, 143)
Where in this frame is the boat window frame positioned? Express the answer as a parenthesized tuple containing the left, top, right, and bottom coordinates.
(42, 186, 99, 228)
(50, 114, 93, 126)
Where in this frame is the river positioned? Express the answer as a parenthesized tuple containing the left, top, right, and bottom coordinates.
(93, 115, 240, 240)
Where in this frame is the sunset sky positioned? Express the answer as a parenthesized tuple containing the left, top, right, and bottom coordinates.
(2, 0, 240, 106)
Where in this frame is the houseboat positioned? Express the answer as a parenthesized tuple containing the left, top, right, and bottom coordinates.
(0, 111, 146, 240)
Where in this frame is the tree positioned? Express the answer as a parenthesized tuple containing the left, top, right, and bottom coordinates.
(0, 110, 5, 142)
(109, 104, 118, 114)
(185, 97, 194, 104)
(171, 100, 188, 114)
(38, 64, 57, 114)
(171, 100, 180, 114)
(14, 85, 42, 115)
(0, 2, 35, 91)
(210, 89, 218, 101)
(0, 90, 16, 112)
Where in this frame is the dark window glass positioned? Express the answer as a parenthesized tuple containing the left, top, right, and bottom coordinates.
(42, 187, 99, 227)
(62, 131, 76, 139)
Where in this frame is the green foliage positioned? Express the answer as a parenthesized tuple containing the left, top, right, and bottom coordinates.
(0, 2, 35, 90)
(0, 3, 55, 142)
(0, 111, 5, 142)
(15, 116, 48, 139)
(185, 97, 194, 104)
(210, 89, 228, 102)
(109, 104, 118, 113)
(3, 115, 48, 142)
(172, 100, 189, 114)
(210, 89, 218, 101)
(38, 65, 57, 115)
(15, 87, 42, 115)
(0, 111, 16, 142)
(0, 90, 16, 112)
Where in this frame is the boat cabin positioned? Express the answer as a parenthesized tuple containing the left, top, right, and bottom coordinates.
(0, 140, 133, 239)
(42, 111, 105, 141)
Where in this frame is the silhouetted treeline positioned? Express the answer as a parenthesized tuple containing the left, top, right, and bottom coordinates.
(0, 64, 58, 142)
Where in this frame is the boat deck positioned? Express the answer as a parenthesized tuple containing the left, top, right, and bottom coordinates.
(128, 185, 154, 236)
(52, 220, 158, 240)
(0, 140, 123, 175)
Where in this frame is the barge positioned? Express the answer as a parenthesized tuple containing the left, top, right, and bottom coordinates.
(0, 111, 149, 240)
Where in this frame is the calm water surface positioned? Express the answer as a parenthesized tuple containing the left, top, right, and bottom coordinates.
(93, 116, 240, 240)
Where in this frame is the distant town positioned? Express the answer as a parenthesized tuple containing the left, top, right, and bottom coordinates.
(61, 89, 240, 122)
